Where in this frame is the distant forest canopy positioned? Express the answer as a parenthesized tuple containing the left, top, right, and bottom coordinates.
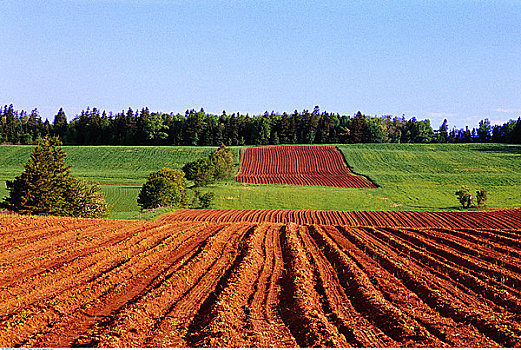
(1, 104, 521, 146)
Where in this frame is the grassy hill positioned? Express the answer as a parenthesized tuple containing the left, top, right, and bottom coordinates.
(0, 145, 224, 184)
(337, 143, 521, 210)
(1, 143, 520, 219)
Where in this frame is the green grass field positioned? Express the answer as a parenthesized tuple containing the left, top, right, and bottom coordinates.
(1, 143, 520, 219)
(0, 145, 240, 219)
(0, 145, 223, 184)
(339, 143, 521, 210)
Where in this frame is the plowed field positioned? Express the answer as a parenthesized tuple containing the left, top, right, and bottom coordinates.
(166, 208, 521, 229)
(2, 209, 521, 347)
(234, 145, 377, 188)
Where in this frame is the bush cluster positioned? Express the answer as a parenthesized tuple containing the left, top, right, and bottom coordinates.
(182, 144, 234, 187)
(137, 168, 189, 210)
(138, 145, 234, 210)
(455, 185, 488, 209)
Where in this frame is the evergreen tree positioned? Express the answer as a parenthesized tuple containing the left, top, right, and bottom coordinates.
(1, 137, 107, 217)
(270, 131, 280, 145)
(124, 108, 137, 145)
(350, 112, 368, 143)
(252, 116, 271, 145)
(52, 108, 68, 141)
(438, 119, 449, 143)
(227, 114, 239, 145)
(279, 113, 291, 144)
(366, 118, 386, 143)
(142, 112, 168, 144)
(477, 119, 491, 142)
(512, 118, 521, 144)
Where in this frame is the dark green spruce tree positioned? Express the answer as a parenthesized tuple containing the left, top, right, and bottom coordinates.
(1, 137, 108, 217)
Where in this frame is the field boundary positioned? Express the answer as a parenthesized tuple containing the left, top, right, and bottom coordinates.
(334, 146, 380, 187)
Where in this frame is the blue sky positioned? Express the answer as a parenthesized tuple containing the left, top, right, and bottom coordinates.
(1, 0, 520, 129)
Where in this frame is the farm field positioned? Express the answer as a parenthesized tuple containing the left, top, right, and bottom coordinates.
(0, 145, 228, 184)
(337, 143, 521, 209)
(167, 208, 521, 228)
(1, 209, 521, 347)
(1, 143, 520, 219)
(235, 145, 376, 187)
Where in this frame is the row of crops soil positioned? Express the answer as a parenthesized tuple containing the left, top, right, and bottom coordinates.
(1, 209, 521, 347)
(165, 208, 521, 229)
(234, 145, 377, 188)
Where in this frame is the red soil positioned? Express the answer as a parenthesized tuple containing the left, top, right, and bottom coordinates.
(1, 209, 521, 347)
(234, 145, 377, 188)
(164, 207, 521, 229)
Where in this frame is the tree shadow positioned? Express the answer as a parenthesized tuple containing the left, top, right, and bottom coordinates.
(471, 145, 521, 154)
(405, 204, 462, 211)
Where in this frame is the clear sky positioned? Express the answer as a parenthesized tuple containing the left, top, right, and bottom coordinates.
(1, 0, 520, 129)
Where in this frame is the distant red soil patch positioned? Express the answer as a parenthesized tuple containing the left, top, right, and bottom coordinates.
(234, 145, 376, 188)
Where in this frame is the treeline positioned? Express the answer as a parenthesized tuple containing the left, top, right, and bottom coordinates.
(1, 104, 521, 145)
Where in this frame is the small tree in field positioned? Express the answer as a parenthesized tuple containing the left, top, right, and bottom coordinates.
(192, 190, 215, 209)
(137, 168, 189, 210)
(182, 145, 235, 187)
(198, 191, 215, 208)
(70, 179, 109, 218)
(476, 189, 488, 207)
(210, 144, 234, 179)
(455, 185, 472, 209)
(1, 137, 108, 217)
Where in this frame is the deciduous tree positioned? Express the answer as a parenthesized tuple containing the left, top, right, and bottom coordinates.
(137, 168, 189, 210)
(455, 185, 472, 209)
(182, 158, 214, 187)
(476, 189, 488, 207)
(210, 144, 235, 179)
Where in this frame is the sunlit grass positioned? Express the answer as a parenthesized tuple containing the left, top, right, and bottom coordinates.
(1, 143, 520, 220)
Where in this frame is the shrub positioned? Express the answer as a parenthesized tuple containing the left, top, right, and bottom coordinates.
(137, 168, 189, 210)
(1, 137, 108, 217)
(182, 145, 235, 187)
(70, 179, 109, 218)
(197, 191, 215, 208)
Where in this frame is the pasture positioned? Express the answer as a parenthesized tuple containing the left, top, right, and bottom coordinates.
(1, 143, 520, 219)
(0, 145, 225, 184)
